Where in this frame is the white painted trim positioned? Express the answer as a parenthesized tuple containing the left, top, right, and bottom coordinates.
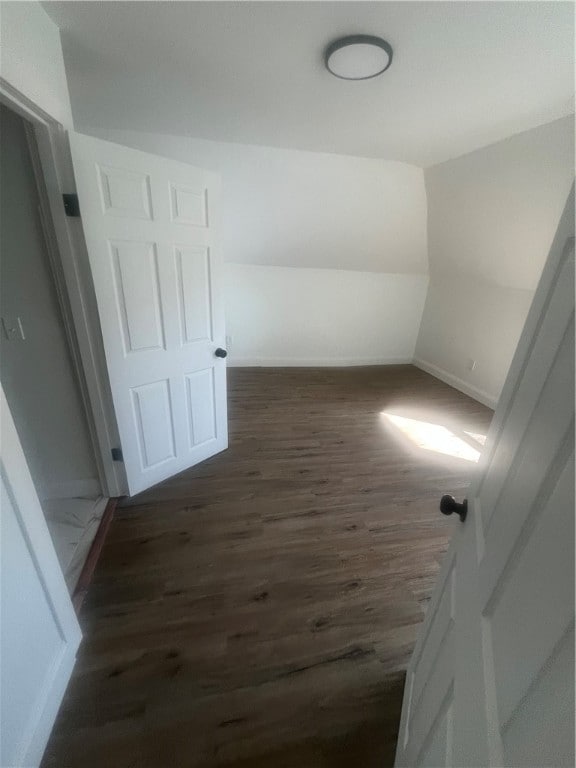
(20, 644, 77, 768)
(0, 77, 126, 497)
(228, 356, 413, 368)
(25, 124, 104, 501)
(42, 478, 102, 501)
(1, 386, 81, 767)
(412, 357, 497, 409)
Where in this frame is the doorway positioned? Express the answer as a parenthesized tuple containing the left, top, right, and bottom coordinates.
(0, 104, 106, 592)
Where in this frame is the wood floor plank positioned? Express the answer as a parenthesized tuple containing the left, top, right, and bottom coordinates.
(42, 365, 492, 768)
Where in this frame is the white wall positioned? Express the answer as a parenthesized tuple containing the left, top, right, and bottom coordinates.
(415, 277, 535, 407)
(0, 1, 72, 128)
(225, 264, 428, 366)
(77, 127, 427, 274)
(79, 127, 429, 365)
(415, 116, 575, 407)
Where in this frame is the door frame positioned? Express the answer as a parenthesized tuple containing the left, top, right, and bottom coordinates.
(0, 77, 126, 497)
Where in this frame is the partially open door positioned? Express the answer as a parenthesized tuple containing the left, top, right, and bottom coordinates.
(395, 189, 575, 767)
(69, 134, 228, 495)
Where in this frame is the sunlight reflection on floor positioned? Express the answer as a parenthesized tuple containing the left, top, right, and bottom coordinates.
(382, 413, 483, 462)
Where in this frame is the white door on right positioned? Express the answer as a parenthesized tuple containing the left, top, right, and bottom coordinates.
(396, 189, 575, 768)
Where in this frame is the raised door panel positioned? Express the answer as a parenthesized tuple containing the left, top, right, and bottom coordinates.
(175, 246, 213, 344)
(170, 183, 208, 227)
(97, 164, 153, 220)
(484, 453, 574, 760)
(417, 705, 452, 768)
(185, 369, 217, 448)
(110, 240, 165, 354)
(403, 557, 456, 767)
(501, 623, 574, 767)
(130, 380, 176, 470)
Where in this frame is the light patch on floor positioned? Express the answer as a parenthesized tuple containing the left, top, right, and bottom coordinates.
(382, 413, 483, 463)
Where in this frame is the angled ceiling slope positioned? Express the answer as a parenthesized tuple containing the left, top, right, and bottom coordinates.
(44, 1, 575, 166)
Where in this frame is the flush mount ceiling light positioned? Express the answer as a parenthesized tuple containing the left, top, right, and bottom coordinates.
(324, 35, 393, 80)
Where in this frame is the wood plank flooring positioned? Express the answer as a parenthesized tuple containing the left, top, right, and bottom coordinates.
(42, 365, 492, 768)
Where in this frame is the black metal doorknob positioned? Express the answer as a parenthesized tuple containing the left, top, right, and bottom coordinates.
(440, 495, 468, 522)
(215, 348, 228, 358)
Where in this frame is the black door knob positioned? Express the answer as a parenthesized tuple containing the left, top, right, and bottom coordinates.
(215, 348, 228, 358)
(440, 495, 468, 522)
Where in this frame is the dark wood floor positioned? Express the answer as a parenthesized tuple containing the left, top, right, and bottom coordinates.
(42, 366, 492, 768)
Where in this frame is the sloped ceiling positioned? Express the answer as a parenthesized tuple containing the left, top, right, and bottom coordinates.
(44, 1, 574, 166)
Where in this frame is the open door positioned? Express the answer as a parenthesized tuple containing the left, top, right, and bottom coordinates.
(395, 190, 575, 767)
(69, 134, 228, 495)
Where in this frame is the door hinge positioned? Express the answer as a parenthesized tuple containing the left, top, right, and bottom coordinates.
(111, 447, 123, 462)
(62, 193, 81, 217)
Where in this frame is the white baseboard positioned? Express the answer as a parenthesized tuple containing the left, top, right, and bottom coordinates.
(413, 357, 497, 409)
(42, 477, 102, 500)
(228, 356, 413, 368)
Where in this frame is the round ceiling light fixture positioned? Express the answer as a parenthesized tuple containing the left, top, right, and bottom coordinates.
(324, 35, 393, 81)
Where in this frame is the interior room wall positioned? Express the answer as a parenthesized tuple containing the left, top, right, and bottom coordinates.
(77, 127, 429, 365)
(415, 116, 575, 408)
(0, 105, 99, 499)
(0, 1, 73, 128)
(225, 264, 428, 366)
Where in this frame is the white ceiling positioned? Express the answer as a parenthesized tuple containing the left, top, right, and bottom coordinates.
(44, 1, 575, 167)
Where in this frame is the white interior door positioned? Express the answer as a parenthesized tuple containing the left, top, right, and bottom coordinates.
(1, 386, 82, 767)
(69, 134, 228, 495)
(396, 189, 575, 767)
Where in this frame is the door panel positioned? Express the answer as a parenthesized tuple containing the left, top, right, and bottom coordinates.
(488, 453, 574, 727)
(501, 623, 574, 767)
(111, 240, 165, 353)
(131, 379, 176, 468)
(175, 246, 213, 343)
(396, 189, 575, 767)
(186, 369, 217, 446)
(98, 163, 153, 220)
(69, 134, 227, 495)
(403, 553, 456, 767)
(170, 182, 207, 225)
(411, 560, 455, 710)
(417, 701, 452, 768)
